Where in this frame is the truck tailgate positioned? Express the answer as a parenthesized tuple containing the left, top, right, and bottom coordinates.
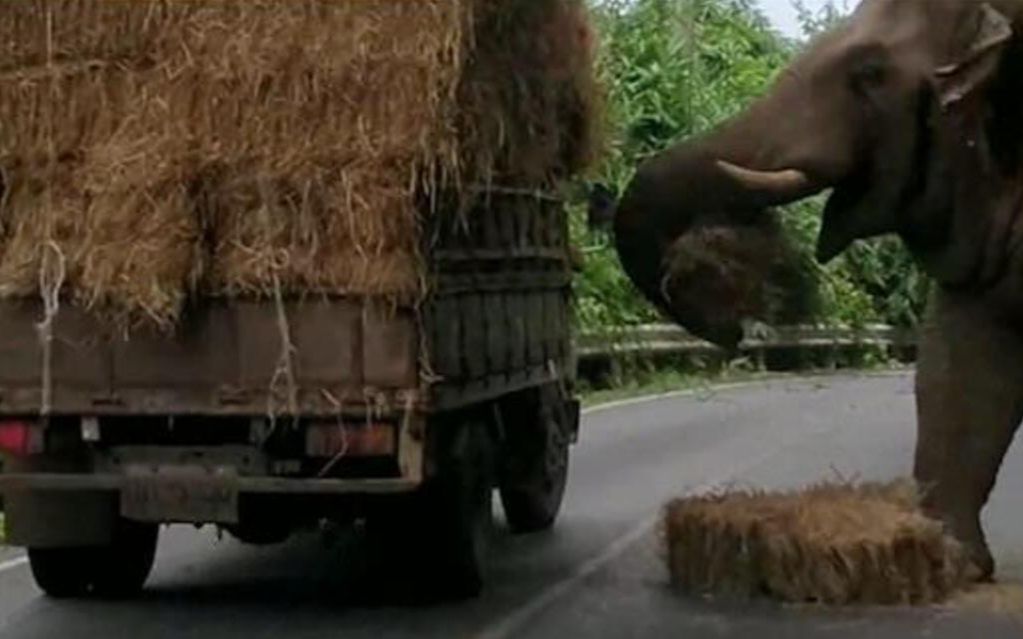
(0, 298, 418, 416)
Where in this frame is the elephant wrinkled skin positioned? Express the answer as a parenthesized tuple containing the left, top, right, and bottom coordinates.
(613, 0, 1023, 581)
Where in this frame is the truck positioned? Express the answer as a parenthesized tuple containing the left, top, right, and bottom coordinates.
(0, 188, 580, 599)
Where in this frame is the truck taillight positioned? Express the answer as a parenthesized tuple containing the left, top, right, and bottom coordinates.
(306, 422, 395, 458)
(0, 420, 44, 457)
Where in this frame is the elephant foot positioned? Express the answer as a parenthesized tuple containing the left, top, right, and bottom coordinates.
(939, 512, 995, 582)
(920, 499, 995, 582)
(961, 540, 995, 583)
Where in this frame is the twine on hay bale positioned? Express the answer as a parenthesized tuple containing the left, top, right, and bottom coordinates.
(0, 0, 603, 330)
(664, 480, 970, 606)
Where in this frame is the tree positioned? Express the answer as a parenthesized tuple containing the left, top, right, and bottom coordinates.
(793, 0, 850, 39)
(574, 0, 792, 332)
(573, 0, 928, 334)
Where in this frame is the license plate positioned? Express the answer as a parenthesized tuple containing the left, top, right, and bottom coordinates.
(121, 466, 239, 524)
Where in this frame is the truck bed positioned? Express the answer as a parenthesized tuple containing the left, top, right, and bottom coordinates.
(0, 189, 574, 420)
(0, 298, 419, 418)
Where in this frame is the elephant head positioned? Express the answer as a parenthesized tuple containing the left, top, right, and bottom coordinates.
(614, 0, 1023, 347)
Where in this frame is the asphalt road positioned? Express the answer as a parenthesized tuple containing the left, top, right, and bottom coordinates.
(0, 372, 1021, 638)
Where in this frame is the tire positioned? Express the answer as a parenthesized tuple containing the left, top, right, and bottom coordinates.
(425, 439, 493, 598)
(498, 387, 572, 533)
(26, 547, 91, 598)
(29, 519, 158, 599)
(367, 417, 494, 601)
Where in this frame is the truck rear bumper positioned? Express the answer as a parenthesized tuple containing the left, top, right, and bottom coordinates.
(0, 473, 420, 495)
(0, 471, 421, 546)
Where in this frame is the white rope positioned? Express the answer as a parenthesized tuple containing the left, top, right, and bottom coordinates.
(315, 389, 349, 478)
(266, 273, 299, 436)
(37, 241, 66, 419)
(36, 9, 64, 420)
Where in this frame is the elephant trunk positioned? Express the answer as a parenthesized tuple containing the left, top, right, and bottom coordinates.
(613, 106, 829, 348)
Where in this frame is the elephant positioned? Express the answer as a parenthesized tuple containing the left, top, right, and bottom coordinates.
(611, 0, 1023, 581)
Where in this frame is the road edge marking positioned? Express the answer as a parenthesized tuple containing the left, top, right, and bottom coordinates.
(473, 514, 659, 639)
(477, 369, 912, 639)
(0, 555, 27, 574)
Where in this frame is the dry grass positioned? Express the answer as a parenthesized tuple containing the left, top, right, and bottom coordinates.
(947, 581, 1023, 616)
(0, 0, 601, 329)
(659, 214, 814, 328)
(662, 225, 786, 323)
(664, 480, 970, 606)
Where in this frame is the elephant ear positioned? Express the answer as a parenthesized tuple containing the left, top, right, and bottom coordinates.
(934, 3, 1013, 110)
(908, 4, 1020, 286)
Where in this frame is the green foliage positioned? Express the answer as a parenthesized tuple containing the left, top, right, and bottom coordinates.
(776, 196, 932, 327)
(793, 0, 851, 38)
(570, 208, 659, 331)
(591, 0, 789, 186)
(572, 0, 929, 334)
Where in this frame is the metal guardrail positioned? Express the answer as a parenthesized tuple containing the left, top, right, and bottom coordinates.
(576, 324, 918, 360)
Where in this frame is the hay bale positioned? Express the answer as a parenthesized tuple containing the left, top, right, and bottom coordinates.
(664, 480, 969, 606)
(456, 0, 604, 184)
(0, 0, 602, 329)
(661, 216, 817, 329)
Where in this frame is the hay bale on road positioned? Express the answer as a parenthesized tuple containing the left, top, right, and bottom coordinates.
(665, 480, 969, 606)
(0, 0, 602, 328)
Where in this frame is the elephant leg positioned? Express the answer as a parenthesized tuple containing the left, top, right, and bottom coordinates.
(914, 288, 1023, 582)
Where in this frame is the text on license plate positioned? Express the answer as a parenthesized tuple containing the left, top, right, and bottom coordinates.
(120, 466, 239, 524)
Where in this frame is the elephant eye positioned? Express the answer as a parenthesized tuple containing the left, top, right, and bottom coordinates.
(850, 59, 889, 93)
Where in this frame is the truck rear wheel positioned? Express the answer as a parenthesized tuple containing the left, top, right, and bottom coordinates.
(419, 448, 492, 598)
(28, 519, 158, 599)
(367, 417, 493, 600)
(498, 386, 573, 533)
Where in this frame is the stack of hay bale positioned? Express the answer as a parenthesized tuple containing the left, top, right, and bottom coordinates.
(0, 0, 602, 329)
(665, 480, 970, 606)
